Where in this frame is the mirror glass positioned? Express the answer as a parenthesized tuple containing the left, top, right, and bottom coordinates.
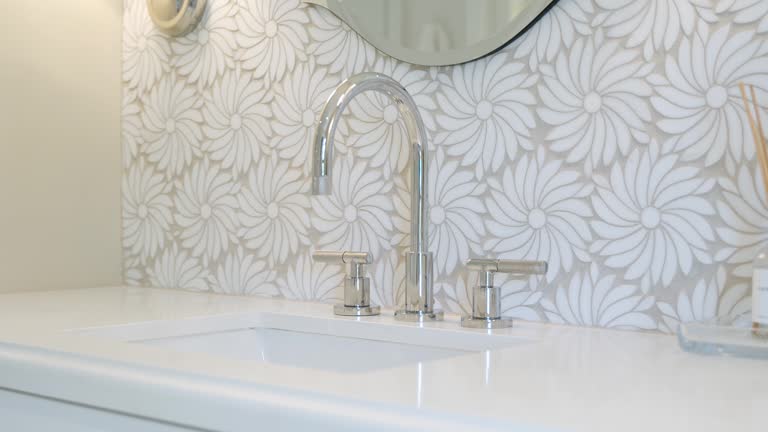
(303, 0, 559, 66)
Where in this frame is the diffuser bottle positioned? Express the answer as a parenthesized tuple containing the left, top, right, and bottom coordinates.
(753, 246, 768, 336)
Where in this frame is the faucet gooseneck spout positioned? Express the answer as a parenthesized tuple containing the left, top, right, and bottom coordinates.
(311, 73, 442, 321)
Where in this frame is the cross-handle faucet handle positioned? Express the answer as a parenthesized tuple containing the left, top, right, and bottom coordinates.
(461, 258, 548, 329)
(466, 258, 548, 277)
(312, 250, 380, 317)
(312, 250, 372, 263)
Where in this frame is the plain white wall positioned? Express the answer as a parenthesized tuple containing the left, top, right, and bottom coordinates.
(0, 1, 123, 292)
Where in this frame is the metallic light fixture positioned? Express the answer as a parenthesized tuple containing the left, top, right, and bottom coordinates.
(147, 0, 207, 37)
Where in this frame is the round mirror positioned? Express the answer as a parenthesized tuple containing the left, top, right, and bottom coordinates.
(303, 0, 559, 66)
(147, 0, 207, 37)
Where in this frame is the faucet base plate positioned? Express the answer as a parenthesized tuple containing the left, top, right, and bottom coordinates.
(394, 309, 444, 322)
(460, 316, 514, 329)
(334, 304, 381, 316)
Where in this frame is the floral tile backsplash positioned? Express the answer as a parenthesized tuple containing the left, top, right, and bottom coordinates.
(122, 0, 768, 332)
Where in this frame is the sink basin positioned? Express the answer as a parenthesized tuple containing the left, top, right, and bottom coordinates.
(75, 310, 527, 374)
(140, 328, 471, 373)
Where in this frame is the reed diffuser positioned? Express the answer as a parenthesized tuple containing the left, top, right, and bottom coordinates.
(740, 83, 768, 337)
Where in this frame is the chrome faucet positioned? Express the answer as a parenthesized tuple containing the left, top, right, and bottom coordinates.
(311, 73, 442, 322)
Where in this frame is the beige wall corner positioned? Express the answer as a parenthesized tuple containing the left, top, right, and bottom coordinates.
(0, 1, 123, 292)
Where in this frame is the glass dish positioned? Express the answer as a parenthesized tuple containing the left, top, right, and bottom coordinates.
(678, 312, 768, 359)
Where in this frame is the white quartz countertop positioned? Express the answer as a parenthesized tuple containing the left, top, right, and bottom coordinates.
(0, 286, 764, 432)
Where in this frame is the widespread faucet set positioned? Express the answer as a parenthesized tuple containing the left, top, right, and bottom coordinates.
(309, 73, 547, 329)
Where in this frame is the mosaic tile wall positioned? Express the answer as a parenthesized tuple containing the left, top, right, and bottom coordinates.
(123, 0, 768, 332)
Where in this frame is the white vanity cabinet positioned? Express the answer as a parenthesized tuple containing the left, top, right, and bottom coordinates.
(0, 389, 195, 432)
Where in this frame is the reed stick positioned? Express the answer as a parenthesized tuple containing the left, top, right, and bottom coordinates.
(739, 83, 768, 196)
(750, 85, 767, 152)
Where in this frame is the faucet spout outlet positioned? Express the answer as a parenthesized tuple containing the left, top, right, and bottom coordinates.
(312, 175, 332, 195)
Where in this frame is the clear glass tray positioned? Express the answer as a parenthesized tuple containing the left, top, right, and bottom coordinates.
(678, 312, 768, 359)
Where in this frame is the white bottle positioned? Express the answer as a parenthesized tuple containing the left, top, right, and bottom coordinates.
(752, 246, 768, 333)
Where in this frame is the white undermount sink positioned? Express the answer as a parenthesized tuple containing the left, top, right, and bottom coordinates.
(141, 328, 470, 373)
(74, 310, 528, 374)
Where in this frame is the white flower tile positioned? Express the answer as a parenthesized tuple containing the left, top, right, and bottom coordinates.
(235, 0, 310, 83)
(172, 1, 237, 89)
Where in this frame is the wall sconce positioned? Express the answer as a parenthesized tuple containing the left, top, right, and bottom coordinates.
(147, 0, 207, 36)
